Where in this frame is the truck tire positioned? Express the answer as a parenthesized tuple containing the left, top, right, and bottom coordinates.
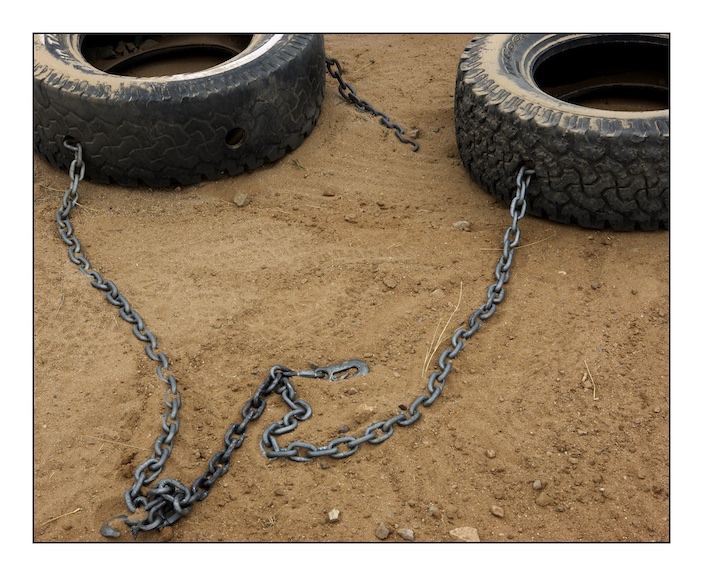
(454, 34, 669, 231)
(34, 34, 326, 187)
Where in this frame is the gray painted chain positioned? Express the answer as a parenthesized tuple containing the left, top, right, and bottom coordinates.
(264, 163, 535, 461)
(325, 57, 420, 151)
(56, 141, 533, 538)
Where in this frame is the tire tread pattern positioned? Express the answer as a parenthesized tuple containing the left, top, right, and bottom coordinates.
(34, 34, 326, 187)
(454, 35, 669, 231)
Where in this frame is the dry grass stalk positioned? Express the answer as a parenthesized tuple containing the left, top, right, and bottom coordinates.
(584, 359, 599, 400)
(41, 507, 82, 526)
(423, 282, 463, 376)
(479, 232, 556, 251)
(84, 435, 146, 451)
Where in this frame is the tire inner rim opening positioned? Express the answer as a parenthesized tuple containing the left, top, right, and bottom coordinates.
(532, 37, 669, 112)
(81, 34, 257, 77)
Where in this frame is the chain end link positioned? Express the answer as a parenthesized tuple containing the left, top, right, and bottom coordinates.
(100, 513, 143, 539)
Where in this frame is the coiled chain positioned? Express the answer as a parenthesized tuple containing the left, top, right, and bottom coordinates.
(55, 139, 533, 538)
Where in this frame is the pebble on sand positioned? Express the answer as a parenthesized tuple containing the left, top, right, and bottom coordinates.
(449, 526, 480, 542)
(490, 505, 505, 518)
(232, 192, 250, 207)
(397, 527, 415, 541)
(375, 522, 390, 540)
(535, 492, 553, 507)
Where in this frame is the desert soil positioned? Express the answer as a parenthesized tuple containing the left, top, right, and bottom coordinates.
(33, 34, 669, 544)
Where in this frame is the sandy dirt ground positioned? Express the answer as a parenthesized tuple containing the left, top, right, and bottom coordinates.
(33, 34, 669, 545)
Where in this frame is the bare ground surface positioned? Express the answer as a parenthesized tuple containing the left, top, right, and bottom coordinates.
(33, 34, 669, 544)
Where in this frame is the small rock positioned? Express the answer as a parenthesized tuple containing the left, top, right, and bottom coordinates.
(490, 505, 504, 518)
(140, 39, 159, 51)
(452, 220, 472, 231)
(354, 403, 376, 425)
(344, 214, 358, 223)
(397, 527, 415, 541)
(532, 480, 543, 491)
(115, 40, 128, 55)
(535, 492, 553, 507)
(450, 526, 480, 542)
(232, 192, 250, 207)
(428, 503, 441, 518)
(408, 129, 420, 138)
(328, 508, 340, 523)
(430, 288, 445, 299)
(91, 46, 117, 60)
(375, 522, 390, 540)
(383, 275, 398, 289)
(485, 449, 497, 459)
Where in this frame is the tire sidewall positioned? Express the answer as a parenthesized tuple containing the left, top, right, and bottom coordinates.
(481, 33, 669, 124)
(34, 34, 280, 89)
(34, 34, 326, 187)
(455, 33, 670, 230)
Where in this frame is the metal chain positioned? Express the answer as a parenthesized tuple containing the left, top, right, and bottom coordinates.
(55, 139, 533, 538)
(262, 165, 534, 461)
(326, 57, 420, 152)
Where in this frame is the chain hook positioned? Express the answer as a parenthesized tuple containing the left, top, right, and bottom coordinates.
(315, 359, 370, 380)
(295, 359, 370, 380)
(100, 514, 142, 539)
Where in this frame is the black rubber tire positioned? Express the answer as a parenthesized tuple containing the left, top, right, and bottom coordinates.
(454, 34, 669, 231)
(34, 34, 326, 187)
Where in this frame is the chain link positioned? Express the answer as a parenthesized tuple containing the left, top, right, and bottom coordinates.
(56, 140, 533, 538)
(325, 57, 420, 152)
